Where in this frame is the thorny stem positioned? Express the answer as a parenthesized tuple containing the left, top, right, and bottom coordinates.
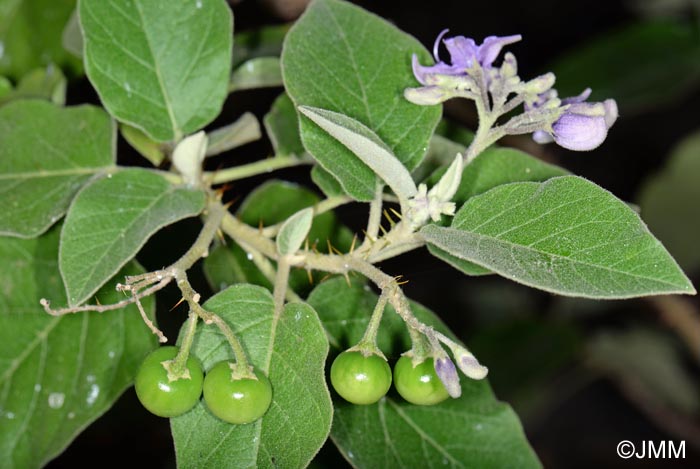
(273, 256, 292, 320)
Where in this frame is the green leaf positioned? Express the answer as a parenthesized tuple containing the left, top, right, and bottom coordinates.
(79, 0, 232, 141)
(59, 168, 205, 306)
(206, 113, 262, 157)
(277, 207, 314, 255)
(311, 165, 346, 199)
(0, 77, 11, 99)
(203, 180, 352, 294)
(120, 123, 166, 166)
(550, 20, 700, 114)
(307, 277, 540, 469)
(0, 225, 156, 469)
(263, 92, 305, 157)
(0, 66, 67, 106)
(233, 23, 289, 68)
(427, 147, 569, 276)
(421, 176, 696, 298)
(230, 57, 283, 91)
(299, 106, 418, 201)
(282, 0, 441, 201)
(170, 285, 332, 468)
(0, 100, 115, 238)
(0, 0, 82, 80)
(638, 130, 700, 272)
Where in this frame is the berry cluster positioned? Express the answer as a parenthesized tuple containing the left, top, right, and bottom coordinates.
(135, 346, 272, 424)
(330, 351, 450, 406)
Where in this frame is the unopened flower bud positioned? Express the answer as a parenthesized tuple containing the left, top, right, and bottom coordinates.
(434, 355, 461, 398)
(404, 86, 451, 106)
(523, 72, 555, 95)
(452, 345, 488, 380)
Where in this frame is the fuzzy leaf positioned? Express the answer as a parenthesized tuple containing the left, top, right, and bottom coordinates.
(0, 226, 156, 469)
(277, 207, 314, 255)
(79, 0, 232, 141)
(299, 106, 418, 201)
(0, 100, 115, 238)
(422, 176, 695, 298)
(282, 0, 440, 200)
(59, 169, 205, 306)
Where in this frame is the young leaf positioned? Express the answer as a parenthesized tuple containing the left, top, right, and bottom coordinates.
(422, 176, 696, 299)
(59, 169, 205, 306)
(427, 147, 568, 276)
(307, 277, 540, 469)
(0, 100, 115, 238)
(230, 57, 283, 91)
(0, 226, 156, 469)
(170, 285, 332, 468)
(276, 207, 314, 255)
(299, 106, 418, 201)
(282, 0, 441, 200)
(79, 0, 232, 142)
(638, 130, 700, 273)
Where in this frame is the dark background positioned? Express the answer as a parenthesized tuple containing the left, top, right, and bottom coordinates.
(47, 0, 700, 468)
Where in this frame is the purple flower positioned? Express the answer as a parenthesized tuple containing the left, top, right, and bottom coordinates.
(412, 29, 522, 85)
(533, 89, 619, 151)
(434, 355, 461, 398)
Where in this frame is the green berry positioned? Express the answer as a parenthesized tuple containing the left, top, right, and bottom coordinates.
(393, 356, 449, 406)
(330, 351, 392, 405)
(203, 361, 272, 424)
(135, 346, 203, 417)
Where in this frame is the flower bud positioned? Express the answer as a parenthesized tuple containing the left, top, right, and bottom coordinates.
(434, 355, 462, 398)
(523, 72, 555, 95)
(404, 86, 451, 106)
(452, 346, 488, 380)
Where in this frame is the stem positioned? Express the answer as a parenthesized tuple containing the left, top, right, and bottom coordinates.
(363, 179, 384, 247)
(206, 156, 311, 185)
(355, 291, 389, 357)
(169, 312, 198, 378)
(175, 270, 252, 373)
(273, 256, 291, 320)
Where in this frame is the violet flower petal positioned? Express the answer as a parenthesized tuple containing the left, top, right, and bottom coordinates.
(443, 36, 478, 68)
(477, 34, 522, 68)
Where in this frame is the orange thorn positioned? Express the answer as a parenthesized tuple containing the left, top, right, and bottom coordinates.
(343, 272, 351, 287)
(169, 297, 186, 312)
(389, 207, 403, 220)
(349, 233, 358, 254)
(306, 268, 314, 285)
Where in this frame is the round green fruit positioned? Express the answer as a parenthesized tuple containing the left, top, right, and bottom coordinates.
(135, 346, 204, 417)
(330, 351, 392, 405)
(203, 361, 273, 424)
(393, 356, 449, 405)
